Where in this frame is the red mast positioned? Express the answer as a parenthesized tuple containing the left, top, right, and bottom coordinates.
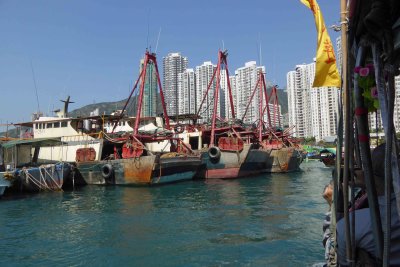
(196, 50, 236, 146)
(112, 51, 170, 135)
(269, 85, 281, 128)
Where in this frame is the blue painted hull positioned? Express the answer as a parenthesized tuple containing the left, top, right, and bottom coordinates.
(12, 162, 72, 193)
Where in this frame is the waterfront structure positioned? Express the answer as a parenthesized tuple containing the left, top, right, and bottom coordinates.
(177, 68, 196, 115)
(139, 58, 157, 117)
(287, 62, 339, 141)
(163, 53, 188, 116)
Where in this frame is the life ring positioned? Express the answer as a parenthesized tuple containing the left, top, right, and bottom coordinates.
(208, 146, 221, 162)
(174, 124, 184, 134)
(101, 164, 113, 180)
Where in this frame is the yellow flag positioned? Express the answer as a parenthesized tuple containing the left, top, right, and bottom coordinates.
(301, 0, 341, 88)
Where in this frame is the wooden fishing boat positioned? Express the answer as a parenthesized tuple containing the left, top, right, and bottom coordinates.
(319, 148, 336, 167)
(77, 151, 201, 185)
(191, 50, 267, 179)
(195, 126, 261, 179)
(76, 51, 202, 185)
(240, 71, 303, 173)
(0, 138, 83, 193)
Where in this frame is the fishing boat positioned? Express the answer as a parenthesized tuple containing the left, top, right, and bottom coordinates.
(319, 148, 336, 167)
(191, 50, 269, 179)
(0, 138, 83, 193)
(14, 96, 104, 163)
(241, 70, 303, 173)
(76, 51, 202, 185)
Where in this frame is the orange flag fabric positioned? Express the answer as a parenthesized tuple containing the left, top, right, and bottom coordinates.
(301, 0, 341, 88)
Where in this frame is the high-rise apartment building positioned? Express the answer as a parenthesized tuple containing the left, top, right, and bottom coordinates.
(139, 58, 158, 117)
(235, 61, 265, 124)
(394, 75, 400, 131)
(287, 62, 339, 141)
(337, 37, 400, 134)
(163, 52, 188, 116)
(195, 61, 217, 122)
(177, 68, 196, 115)
(224, 75, 237, 120)
(287, 64, 312, 138)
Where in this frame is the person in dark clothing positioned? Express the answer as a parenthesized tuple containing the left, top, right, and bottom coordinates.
(336, 143, 400, 266)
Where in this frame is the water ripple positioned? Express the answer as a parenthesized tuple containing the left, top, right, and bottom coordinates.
(0, 161, 331, 266)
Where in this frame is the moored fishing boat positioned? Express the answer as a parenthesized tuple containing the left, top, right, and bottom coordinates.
(0, 138, 84, 193)
(319, 148, 336, 167)
(77, 149, 201, 185)
(242, 71, 303, 173)
(192, 50, 266, 179)
(195, 125, 260, 179)
(77, 50, 202, 185)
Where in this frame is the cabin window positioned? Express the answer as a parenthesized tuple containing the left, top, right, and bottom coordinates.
(47, 123, 53, 128)
(54, 122, 60, 128)
(61, 121, 68, 127)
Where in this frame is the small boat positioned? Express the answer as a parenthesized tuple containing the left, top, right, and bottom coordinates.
(0, 138, 84, 193)
(319, 148, 336, 167)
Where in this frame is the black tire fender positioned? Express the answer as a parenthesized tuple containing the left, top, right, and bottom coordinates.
(101, 164, 113, 179)
(208, 146, 221, 161)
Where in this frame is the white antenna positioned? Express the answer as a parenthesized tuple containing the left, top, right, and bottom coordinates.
(30, 60, 40, 113)
(155, 27, 162, 54)
(258, 33, 262, 67)
(222, 40, 225, 50)
(272, 48, 277, 85)
(146, 9, 151, 50)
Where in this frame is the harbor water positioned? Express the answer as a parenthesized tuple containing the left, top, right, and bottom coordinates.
(0, 161, 332, 266)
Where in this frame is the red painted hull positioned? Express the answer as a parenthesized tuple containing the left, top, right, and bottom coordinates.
(204, 167, 262, 179)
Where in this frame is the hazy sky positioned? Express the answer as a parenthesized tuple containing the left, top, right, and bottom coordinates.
(0, 0, 340, 127)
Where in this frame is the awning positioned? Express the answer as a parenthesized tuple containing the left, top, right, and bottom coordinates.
(1, 138, 65, 149)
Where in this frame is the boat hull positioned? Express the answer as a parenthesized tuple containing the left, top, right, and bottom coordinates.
(0, 173, 11, 197)
(262, 147, 303, 173)
(11, 162, 72, 193)
(196, 144, 266, 179)
(77, 154, 202, 185)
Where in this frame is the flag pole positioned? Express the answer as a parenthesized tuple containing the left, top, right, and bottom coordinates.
(339, 0, 354, 264)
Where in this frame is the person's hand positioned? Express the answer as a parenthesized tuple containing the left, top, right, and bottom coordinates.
(323, 184, 333, 207)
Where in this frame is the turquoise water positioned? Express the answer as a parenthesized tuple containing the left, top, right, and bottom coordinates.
(0, 161, 331, 266)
